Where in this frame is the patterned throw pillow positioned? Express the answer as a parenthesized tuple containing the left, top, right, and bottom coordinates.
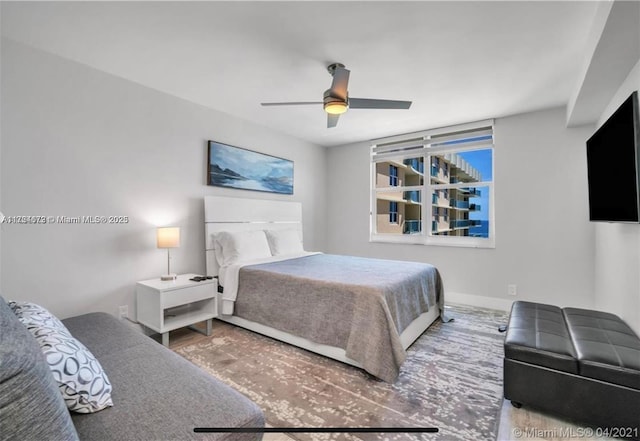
(9, 301, 68, 331)
(9, 301, 114, 413)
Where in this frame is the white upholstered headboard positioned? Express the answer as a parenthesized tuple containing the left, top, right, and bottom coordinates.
(204, 196, 303, 277)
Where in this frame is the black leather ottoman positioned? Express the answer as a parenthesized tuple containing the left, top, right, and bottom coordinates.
(504, 301, 640, 437)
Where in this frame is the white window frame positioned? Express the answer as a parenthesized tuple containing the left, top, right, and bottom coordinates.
(370, 119, 495, 248)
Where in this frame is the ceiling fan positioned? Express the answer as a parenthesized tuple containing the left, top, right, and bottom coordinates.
(261, 63, 412, 128)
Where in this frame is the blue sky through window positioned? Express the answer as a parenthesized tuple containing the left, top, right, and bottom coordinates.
(457, 149, 492, 236)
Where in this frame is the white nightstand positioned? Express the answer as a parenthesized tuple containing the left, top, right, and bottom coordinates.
(136, 274, 218, 347)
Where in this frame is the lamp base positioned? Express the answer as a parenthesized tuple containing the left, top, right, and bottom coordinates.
(160, 274, 177, 281)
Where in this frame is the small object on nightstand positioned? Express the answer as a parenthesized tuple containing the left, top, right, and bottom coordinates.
(498, 325, 508, 333)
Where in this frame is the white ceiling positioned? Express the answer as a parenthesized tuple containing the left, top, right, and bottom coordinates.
(1, 1, 599, 147)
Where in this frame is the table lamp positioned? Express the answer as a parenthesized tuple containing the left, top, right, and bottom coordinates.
(157, 227, 180, 281)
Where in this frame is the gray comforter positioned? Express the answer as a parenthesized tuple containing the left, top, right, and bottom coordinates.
(232, 253, 445, 382)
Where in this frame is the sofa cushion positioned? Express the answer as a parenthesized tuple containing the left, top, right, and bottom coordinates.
(10, 301, 114, 413)
(63, 312, 265, 441)
(564, 307, 640, 390)
(0, 297, 79, 441)
(504, 301, 578, 373)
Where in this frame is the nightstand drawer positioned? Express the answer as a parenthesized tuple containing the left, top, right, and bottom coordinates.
(162, 284, 214, 309)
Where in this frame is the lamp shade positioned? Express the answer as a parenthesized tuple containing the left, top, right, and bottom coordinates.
(157, 227, 180, 249)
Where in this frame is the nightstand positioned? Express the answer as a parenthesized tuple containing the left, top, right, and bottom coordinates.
(136, 274, 218, 347)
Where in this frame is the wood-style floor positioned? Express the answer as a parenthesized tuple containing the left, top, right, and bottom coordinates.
(165, 324, 616, 441)
(164, 325, 295, 441)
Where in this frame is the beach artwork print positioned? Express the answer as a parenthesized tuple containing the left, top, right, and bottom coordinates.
(208, 141, 294, 195)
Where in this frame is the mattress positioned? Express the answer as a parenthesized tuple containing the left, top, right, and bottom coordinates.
(226, 253, 445, 382)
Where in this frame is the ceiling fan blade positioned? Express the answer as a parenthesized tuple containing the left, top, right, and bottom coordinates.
(349, 98, 412, 109)
(327, 114, 340, 128)
(261, 102, 323, 106)
(329, 66, 350, 101)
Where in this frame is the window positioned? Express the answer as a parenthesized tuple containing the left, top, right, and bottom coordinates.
(431, 157, 439, 177)
(389, 165, 399, 186)
(389, 201, 398, 223)
(370, 120, 494, 248)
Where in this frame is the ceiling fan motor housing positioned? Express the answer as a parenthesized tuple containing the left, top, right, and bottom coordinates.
(323, 89, 348, 114)
(327, 62, 346, 76)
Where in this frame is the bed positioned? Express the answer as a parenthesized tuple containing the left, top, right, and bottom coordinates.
(204, 195, 447, 382)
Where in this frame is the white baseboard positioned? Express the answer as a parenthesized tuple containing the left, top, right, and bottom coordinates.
(445, 291, 514, 312)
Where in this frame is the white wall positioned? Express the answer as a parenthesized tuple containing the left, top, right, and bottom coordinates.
(0, 39, 327, 319)
(326, 107, 595, 312)
(592, 57, 640, 335)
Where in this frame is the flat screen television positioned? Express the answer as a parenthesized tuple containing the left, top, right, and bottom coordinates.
(586, 90, 640, 222)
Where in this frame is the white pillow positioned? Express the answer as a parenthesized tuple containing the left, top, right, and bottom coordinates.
(265, 229, 304, 256)
(8, 301, 67, 331)
(34, 327, 114, 413)
(211, 233, 225, 267)
(216, 230, 272, 266)
(9, 301, 114, 413)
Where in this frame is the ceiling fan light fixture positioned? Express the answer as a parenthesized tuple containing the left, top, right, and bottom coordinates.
(261, 64, 412, 128)
(324, 101, 348, 115)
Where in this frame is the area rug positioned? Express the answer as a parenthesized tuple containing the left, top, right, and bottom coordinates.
(174, 304, 508, 440)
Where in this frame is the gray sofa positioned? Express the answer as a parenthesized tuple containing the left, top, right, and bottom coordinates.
(0, 296, 265, 440)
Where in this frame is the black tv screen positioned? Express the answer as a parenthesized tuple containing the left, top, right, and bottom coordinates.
(586, 91, 640, 222)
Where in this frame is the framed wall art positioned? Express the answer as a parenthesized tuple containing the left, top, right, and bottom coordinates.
(207, 140, 294, 195)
